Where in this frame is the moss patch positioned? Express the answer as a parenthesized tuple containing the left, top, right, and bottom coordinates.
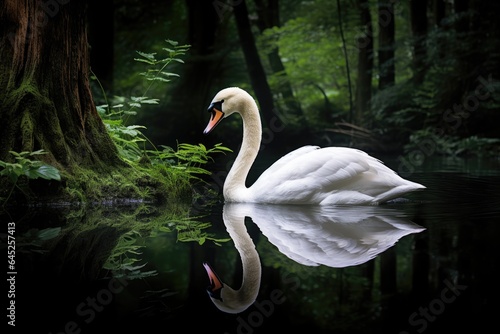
(1, 161, 196, 207)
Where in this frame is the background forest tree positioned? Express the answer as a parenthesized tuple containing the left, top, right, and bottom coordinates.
(102, 0, 500, 157)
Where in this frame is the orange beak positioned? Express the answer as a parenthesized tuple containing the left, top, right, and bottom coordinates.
(203, 262, 223, 300)
(203, 107, 224, 135)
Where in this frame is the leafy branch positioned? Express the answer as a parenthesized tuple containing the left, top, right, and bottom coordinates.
(0, 150, 61, 205)
(149, 143, 233, 178)
(94, 39, 231, 180)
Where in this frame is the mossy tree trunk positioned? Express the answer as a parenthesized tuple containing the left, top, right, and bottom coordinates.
(0, 0, 123, 171)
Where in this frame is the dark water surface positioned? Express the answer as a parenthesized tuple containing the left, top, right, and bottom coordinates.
(3, 156, 500, 334)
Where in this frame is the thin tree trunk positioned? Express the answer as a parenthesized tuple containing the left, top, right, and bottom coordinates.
(337, 0, 354, 123)
(355, 0, 373, 123)
(409, 0, 428, 83)
(453, 0, 469, 33)
(253, 0, 304, 121)
(433, 0, 446, 27)
(233, 0, 275, 130)
(378, 0, 395, 90)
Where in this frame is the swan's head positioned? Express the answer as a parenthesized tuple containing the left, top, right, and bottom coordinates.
(203, 87, 256, 135)
(203, 262, 224, 301)
(203, 261, 257, 314)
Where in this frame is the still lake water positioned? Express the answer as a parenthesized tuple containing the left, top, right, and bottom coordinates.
(3, 155, 500, 334)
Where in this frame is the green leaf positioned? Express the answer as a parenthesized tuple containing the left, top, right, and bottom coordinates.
(30, 149, 48, 156)
(37, 227, 61, 240)
(128, 102, 141, 108)
(28, 165, 61, 181)
(133, 58, 155, 65)
(146, 77, 170, 82)
(135, 51, 157, 60)
(96, 105, 108, 114)
(139, 98, 160, 104)
(160, 72, 180, 78)
(165, 39, 178, 46)
(127, 125, 147, 130)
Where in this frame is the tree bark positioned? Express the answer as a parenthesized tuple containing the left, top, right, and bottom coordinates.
(355, 0, 373, 123)
(253, 0, 304, 122)
(378, 0, 395, 90)
(233, 0, 274, 130)
(0, 0, 122, 170)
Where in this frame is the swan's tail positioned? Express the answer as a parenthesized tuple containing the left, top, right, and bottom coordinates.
(374, 180, 426, 204)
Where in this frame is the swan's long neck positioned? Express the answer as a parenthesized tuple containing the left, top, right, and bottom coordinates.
(223, 97, 262, 202)
(212, 207, 261, 313)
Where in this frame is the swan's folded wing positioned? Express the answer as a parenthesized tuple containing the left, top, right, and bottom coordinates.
(250, 147, 373, 204)
(247, 204, 424, 267)
(256, 145, 320, 180)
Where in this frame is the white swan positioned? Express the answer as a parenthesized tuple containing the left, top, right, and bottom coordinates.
(204, 87, 425, 205)
(203, 203, 425, 313)
(229, 203, 425, 267)
(203, 205, 261, 314)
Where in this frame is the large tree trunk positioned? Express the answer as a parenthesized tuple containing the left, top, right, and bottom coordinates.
(233, 0, 275, 130)
(0, 1, 122, 169)
(0, 1, 136, 205)
(355, 0, 373, 123)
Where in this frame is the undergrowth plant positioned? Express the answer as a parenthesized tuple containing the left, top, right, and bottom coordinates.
(0, 150, 61, 205)
(93, 39, 231, 182)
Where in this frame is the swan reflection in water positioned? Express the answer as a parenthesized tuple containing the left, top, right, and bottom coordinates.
(203, 203, 425, 314)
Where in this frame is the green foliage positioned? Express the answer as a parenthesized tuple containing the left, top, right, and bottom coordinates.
(149, 143, 232, 178)
(96, 98, 151, 162)
(101, 205, 230, 280)
(134, 39, 189, 86)
(0, 150, 61, 205)
(103, 230, 158, 280)
(94, 39, 231, 185)
(95, 40, 190, 163)
(371, 8, 500, 154)
(152, 216, 231, 245)
(0, 150, 61, 182)
(260, 16, 344, 115)
(92, 40, 230, 202)
(405, 130, 500, 157)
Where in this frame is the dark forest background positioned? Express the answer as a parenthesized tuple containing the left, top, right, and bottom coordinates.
(88, 0, 500, 157)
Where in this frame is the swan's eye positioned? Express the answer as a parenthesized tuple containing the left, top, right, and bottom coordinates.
(209, 100, 223, 113)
